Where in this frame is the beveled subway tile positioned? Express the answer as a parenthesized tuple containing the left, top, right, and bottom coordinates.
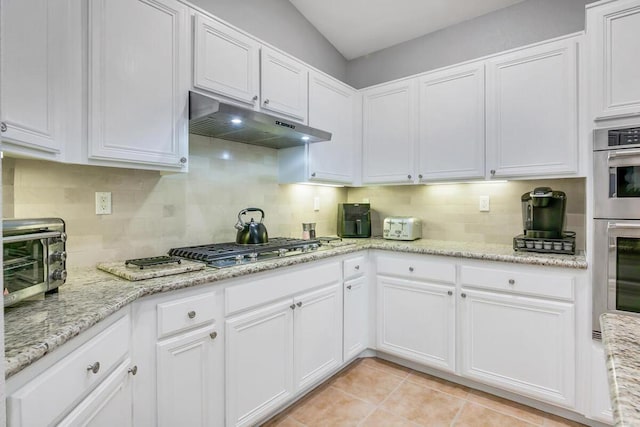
(381, 381, 464, 426)
(331, 363, 404, 405)
(466, 389, 546, 425)
(455, 402, 536, 427)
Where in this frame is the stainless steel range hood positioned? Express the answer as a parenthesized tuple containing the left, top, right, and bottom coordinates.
(189, 91, 331, 149)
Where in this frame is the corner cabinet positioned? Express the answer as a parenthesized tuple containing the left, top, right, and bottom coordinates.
(87, 0, 189, 171)
(587, 0, 640, 120)
(0, 0, 76, 160)
(485, 37, 579, 178)
(362, 79, 418, 184)
(417, 61, 485, 181)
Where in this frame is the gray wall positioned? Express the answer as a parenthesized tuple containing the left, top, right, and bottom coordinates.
(346, 0, 595, 89)
(189, 0, 348, 82)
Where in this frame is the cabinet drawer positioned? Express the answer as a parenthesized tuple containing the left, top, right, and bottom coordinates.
(377, 255, 455, 284)
(344, 256, 366, 280)
(157, 292, 216, 338)
(7, 315, 130, 427)
(460, 266, 574, 301)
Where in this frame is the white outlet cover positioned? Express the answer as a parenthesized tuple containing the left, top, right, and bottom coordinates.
(96, 192, 112, 215)
(479, 196, 490, 212)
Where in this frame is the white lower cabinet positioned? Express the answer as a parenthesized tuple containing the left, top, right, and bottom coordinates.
(225, 276, 342, 427)
(344, 275, 369, 361)
(589, 341, 614, 425)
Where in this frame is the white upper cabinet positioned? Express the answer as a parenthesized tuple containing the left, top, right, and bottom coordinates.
(485, 36, 579, 178)
(417, 62, 485, 182)
(87, 0, 189, 171)
(260, 47, 309, 123)
(587, 0, 640, 120)
(362, 79, 418, 184)
(193, 13, 260, 106)
(0, 0, 75, 160)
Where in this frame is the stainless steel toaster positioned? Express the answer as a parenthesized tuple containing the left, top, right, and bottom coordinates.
(382, 217, 422, 241)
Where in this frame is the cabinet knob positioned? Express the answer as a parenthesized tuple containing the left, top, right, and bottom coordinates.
(210, 331, 218, 340)
(188, 310, 196, 319)
(252, 95, 258, 101)
(128, 365, 138, 376)
(0, 122, 7, 132)
(409, 266, 414, 272)
(461, 293, 467, 298)
(418, 174, 423, 179)
(290, 304, 296, 310)
(87, 361, 100, 374)
(346, 285, 352, 290)
(407, 174, 412, 180)
(180, 157, 187, 164)
(447, 290, 453, 296)
(264, 99, 270, 105)
(354, 265, 360, 270)
(508, 279, 515, 285)
(311, 172, 316, 177)
(296, 302, 302, 307)
(490, 169, 496, 176)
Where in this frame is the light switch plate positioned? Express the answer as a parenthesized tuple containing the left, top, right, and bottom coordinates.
(313, 197, 320, 211)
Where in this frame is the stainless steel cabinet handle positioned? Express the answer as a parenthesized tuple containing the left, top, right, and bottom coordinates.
(355, 265, 360, 270)
(408, 174, 412, 180)
(128, 366, 138, 375)
(87, 362, 100, 374)
(461, 293, 467, 298)
(210, 331, 218, 340)
(409, 266, 414, 272)
(188, 310, 196, 319)
(290, 304, 296, 310)
(296, 302, 302, 307)
(252, 95, 258, 101)
(0, 122, 7, 132)
(264, 99, 270, 105)
(180, 157, 187, 164)
(508, 279, 515, 285)
(490, 170, 496, 175)
(447, 290, 453, 296)
(346, 285, 352, 290)
(418, 174, 423, 179)
(311, 172, 316, 177)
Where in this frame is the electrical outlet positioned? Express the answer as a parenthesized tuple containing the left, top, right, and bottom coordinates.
(479, 196, 490, 212)
(313, 196, 320, 212)
(96, 192, 112, 215)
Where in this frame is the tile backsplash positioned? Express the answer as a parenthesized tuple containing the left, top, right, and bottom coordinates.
(2, 135, 586, 267)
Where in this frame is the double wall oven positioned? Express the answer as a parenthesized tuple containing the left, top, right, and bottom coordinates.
(593, 126, 640, 336)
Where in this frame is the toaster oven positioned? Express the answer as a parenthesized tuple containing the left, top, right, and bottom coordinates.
(3, 218, 67, 307)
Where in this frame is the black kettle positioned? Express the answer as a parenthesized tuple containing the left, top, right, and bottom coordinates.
(234, 208, 269, 244)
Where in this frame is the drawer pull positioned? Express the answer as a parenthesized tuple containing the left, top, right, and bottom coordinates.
(210, 331, 218, 340)
(128, 366, 138, 376)
(355, 265, 360, 270)
(346, 285, 352, 290)
(87, 362, 100, 374)
(461, 293, 467, 298)
(290, 304, 296, 310)
(409, 267, 414, 272)
(188, 310, 196, 319)
(508, 279, 515, 285)
(296, 302, 302, 307)
(447, 290, 453, 296)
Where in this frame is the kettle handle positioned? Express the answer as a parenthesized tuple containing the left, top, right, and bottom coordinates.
(238, 208, 265, 223)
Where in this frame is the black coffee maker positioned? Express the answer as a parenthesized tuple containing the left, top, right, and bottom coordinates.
(337, 203, 371, 238)
(521, 187, 566, 238)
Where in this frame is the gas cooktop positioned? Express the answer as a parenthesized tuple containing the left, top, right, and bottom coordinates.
(168, 237, 335, 268)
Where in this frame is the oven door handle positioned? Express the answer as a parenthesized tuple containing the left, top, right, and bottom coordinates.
(607, 148, 640, 160)
(2, 231, 61, 244)
(607, 222, 640, 230)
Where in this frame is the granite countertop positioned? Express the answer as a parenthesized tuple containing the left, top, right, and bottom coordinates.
(600, 313, 640, 426)
(4, 238, 587, 379)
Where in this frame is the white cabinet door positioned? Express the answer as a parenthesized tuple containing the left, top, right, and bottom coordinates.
(588, 0, 640, 119)
(225, 299, 294, 427)
(589, 341, 614, 425)
(193, 13, 260, 106)
(293, 284, 343, 392)
(486, 37, 579, 178)
(418, 62, 485, 181)
(260, 47, 308, 122)
(157, 326, 220, 427)
(344, 275, 369, 361)
(459, 289, 575, 407)
(307, 71, 359, 183)
(362, 79, 418, 184)
(0, 0, 73, 159)
(58, 360, 133, 427)
(88, 0, 189, 170)
(377, 277, 456, 372)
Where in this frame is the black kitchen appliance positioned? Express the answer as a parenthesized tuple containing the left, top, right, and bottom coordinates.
(513, 187, 575, 254)
(337, 203, 371, 238)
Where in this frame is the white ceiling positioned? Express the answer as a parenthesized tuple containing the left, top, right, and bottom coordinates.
(289, 0, 527, 60)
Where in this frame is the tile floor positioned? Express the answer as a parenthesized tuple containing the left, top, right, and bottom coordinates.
(262, 357, 586, 427)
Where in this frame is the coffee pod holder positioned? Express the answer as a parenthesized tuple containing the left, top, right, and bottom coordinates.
(513, 231, 576, 255)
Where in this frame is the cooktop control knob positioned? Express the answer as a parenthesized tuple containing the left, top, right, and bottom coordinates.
(51, 269, 67, 281)
(248, 252, 258, 260)
(278, 249, 288, 257)
(50, 251, 67, 263)
(310, 244, 319, 251)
